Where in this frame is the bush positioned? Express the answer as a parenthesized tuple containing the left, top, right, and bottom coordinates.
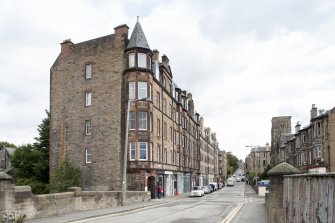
(49, 159, 81, 193)
(16, 178, 49, 194)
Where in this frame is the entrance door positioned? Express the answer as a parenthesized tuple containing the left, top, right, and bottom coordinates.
(147, 176, 156, 199)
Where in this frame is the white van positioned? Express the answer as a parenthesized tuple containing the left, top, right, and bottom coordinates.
(227, 178, 234, 187)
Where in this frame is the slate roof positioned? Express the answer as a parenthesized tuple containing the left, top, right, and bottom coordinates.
(127, 21, 150, 50)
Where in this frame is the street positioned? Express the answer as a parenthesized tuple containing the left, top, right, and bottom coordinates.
(63, 182, 267, 223)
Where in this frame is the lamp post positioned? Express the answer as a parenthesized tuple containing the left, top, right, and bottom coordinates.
(245, 145, 259, 186)
(121, 97, 149, 206)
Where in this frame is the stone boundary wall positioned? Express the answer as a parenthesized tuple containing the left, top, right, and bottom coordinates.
(284, 173, 335, 223)
(0, 174, 151, 221)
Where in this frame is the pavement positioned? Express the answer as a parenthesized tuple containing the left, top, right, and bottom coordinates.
(27, 185, 268, 223)
(231, 184, 268, 223)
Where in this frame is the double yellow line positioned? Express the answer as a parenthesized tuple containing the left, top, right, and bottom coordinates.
(220, 203, 244, 223)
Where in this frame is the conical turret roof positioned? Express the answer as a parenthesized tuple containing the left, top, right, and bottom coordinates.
(127, 20, 150, 50)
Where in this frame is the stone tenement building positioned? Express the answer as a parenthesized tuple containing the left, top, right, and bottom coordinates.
(270, 104, 335, 173)
(50, 21, 221, 197)
(218, 150, 227, 180)
(245, 143, 271, 175)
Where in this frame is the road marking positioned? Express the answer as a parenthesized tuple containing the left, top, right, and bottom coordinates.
(220, 203, 244, 223)
(65, 201, 174, 223)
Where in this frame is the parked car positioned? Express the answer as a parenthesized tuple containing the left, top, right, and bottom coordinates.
(190, 186, 204, 197)
(227, 178, 234, 186)
(202, 186, 210, 194)
(207, 185, 213, 193)
(208, 184, 215, 192)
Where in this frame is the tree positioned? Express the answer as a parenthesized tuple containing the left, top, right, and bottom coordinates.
(0, 141, 16, 149)
(227, 152, 239, 176)
(34, 110, 50, 157)
(11, 144, 49, 194)
(33, 110, 50, 182)
(49, 159, 81, 193)
(10, 110, 50, 194)
(260, 164, 271, 180)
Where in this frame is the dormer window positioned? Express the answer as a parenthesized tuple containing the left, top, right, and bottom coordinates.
(138, 53, 147, 68)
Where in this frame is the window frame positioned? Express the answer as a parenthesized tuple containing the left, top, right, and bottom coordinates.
(129, 53, 135, 68)
(85, 120, 91, 135)
(85, 148, 92, 164)
(130, 142, 136, 160)
(85, 64, 92, 79)
(139, 142, 148, 160)
(138, 111, 147, 130)
(85, 91, 91, 107)
(156, 92, 160, 109)
(138, 81, 148, 99)
(129, 112, 135, 130)
(138, 53, 147, 68)
(157, 119, 160, 137)
(163, 98, 167, 114)
(129, 82, 135, 100)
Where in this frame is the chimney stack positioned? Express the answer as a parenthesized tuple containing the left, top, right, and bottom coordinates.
(199, 117, 204, 130)
(162, 54, 169, 65)
(265, 142, 270, 151)
(152, 49, 160, 61)
(60, 39, 74, 58)
(295, 121, 301, 133)
(207, 128, 211, 138)
(310, 104, 317, 120)
(114, 24, 129, 38)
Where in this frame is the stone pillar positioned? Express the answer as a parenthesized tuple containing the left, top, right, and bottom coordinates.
(0, 172, 14, 221)
(267, 162, 301, 223)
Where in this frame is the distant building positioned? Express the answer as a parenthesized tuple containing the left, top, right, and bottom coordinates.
(245, 143, 271, 175)
(271, 104, 335, 173)
(50, 20, 220, 197)
(218, 150, 227, 180)
(283, 105, 335, 173)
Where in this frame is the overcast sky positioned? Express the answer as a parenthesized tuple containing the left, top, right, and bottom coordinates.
(1, 0, 335, 160)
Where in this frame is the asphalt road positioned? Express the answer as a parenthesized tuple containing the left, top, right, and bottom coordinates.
(27, 178, 268, 223)
(66, 182, 266, 223)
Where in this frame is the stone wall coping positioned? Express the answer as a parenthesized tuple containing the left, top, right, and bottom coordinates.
(267, 162, 302, 176)
(0, 172, 13, 180)
(36, 192, 74, 200)
(14, 185, 32, 192)
(81, 191, 118, 196)
(284, 172, 335, 177)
